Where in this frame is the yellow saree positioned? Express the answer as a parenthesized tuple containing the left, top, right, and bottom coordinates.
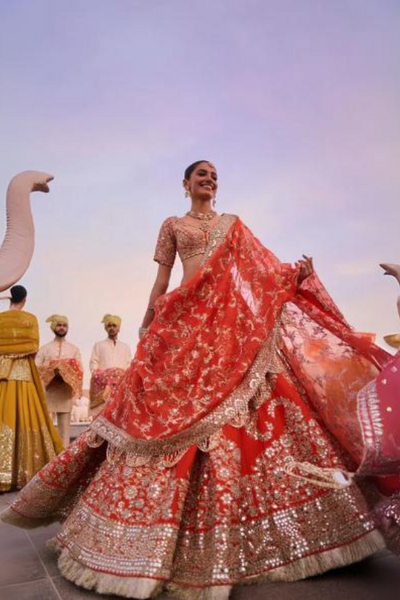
(0, 310, 63, 491)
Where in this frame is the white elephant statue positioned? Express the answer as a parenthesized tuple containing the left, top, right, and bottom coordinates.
(0, 171, 53, 292)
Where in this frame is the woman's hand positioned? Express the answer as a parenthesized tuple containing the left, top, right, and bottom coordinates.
(296, 254, 314, 285)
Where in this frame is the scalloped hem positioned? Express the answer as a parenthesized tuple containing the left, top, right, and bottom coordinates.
(51, 529, 385, 599)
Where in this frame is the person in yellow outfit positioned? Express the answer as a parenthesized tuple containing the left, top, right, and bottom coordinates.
(0, 285, 63, 492)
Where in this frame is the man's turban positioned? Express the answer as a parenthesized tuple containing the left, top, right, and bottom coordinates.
(46, 314, 68, 332)
(102, 314, 121, 328)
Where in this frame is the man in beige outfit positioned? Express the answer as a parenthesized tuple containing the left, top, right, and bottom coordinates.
(89, 314, 131, 417)
(36, 314, 83, 447)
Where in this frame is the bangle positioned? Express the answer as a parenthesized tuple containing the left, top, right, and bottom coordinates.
(147, 306, 155, 313)
(138, 327, 148, 339)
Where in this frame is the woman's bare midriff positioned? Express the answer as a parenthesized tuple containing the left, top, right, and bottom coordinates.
(178, 214, 221, 284)
(181, 255, 204, 284)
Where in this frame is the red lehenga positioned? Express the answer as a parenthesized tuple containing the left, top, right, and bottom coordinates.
(2, 214, 400, 599)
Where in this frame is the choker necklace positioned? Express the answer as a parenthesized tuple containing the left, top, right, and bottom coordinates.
(186, 209, 217, 232)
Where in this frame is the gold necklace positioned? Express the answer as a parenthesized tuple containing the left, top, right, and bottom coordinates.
(185, 210, 217, 232)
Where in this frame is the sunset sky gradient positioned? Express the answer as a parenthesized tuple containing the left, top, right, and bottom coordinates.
(1, 0, 399, 384)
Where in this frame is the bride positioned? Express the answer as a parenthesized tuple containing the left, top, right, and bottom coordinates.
(2, 161, 399, 599)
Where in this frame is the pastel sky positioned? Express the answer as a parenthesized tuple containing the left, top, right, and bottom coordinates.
(1, 0, 399, 385)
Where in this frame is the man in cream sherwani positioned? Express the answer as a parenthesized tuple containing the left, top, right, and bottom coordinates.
(89, 314, 131, 417)
(36, 314, 83, 447)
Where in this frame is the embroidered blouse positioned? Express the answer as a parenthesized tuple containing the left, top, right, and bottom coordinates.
(154, 216, 217, 268)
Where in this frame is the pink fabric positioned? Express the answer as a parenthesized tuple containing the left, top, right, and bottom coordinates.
(356, 352, 400, 475)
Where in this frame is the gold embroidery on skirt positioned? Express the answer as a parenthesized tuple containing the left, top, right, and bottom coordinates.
(0, 424, 14, 490)
(16, 427, 58, 489)
(0, 356, 32, 381)
(0, 424, 57, 491)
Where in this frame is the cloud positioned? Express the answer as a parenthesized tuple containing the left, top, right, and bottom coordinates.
(1, 0, 399, 377)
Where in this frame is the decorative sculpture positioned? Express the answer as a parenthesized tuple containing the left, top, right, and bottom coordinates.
(0, 171, 53, 292)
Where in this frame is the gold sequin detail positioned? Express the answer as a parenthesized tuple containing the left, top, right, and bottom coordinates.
(0, 424, 14, 490)
(0, 356, 32, 381)
(22, 429, 381, 586)
(154, 215, 235, 268)
(91, 314, 283, 459)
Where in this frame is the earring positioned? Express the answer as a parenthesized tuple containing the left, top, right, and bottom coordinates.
(184, 190, 190, 198)
(212, 196, 217, 208)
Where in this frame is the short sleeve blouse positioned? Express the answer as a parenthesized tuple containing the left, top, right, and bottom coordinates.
(153, 217, 178, 268)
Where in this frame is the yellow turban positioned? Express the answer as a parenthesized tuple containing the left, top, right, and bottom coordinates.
(102, 314, 121, 328)
(46, 314, 68, 332)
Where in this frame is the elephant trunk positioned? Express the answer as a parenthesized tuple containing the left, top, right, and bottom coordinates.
(0, 171, 53, 292)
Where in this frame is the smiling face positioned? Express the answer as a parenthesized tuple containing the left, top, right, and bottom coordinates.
(183, 162, 218, 202)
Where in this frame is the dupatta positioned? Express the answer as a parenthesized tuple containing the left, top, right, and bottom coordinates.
(0, 309, 64, 455)
(38, 359, 83, 399)
(90, 215, 396, 475)
(0, 310, 39, 355)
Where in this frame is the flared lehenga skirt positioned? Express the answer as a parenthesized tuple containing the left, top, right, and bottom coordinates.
(0, 379, 62, 492)
(3, 361, 385, 599)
